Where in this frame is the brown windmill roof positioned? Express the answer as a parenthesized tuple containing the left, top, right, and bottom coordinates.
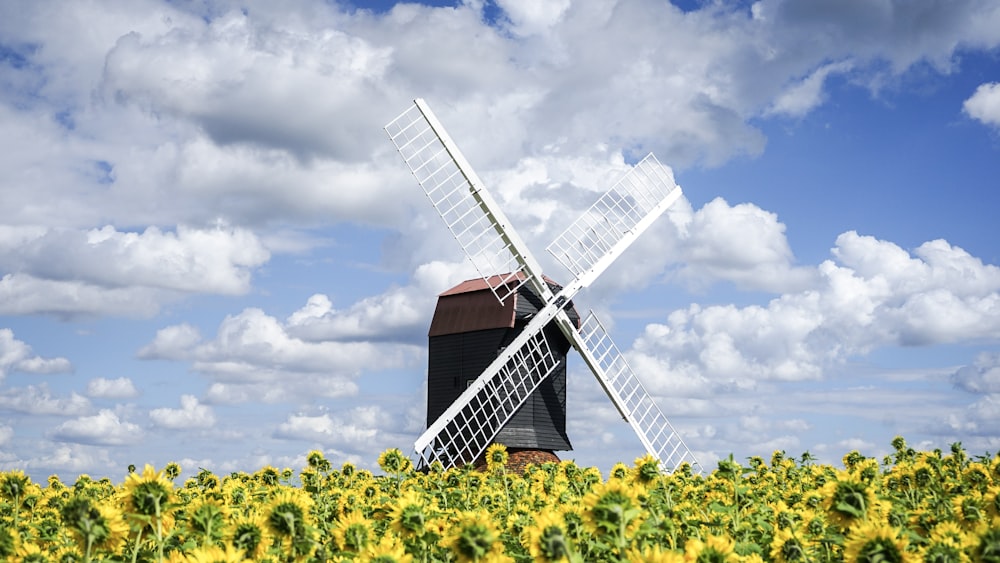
(429, 273, 564, 337)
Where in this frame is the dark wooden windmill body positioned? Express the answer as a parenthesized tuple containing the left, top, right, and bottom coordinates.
(427, 274, 579, 460)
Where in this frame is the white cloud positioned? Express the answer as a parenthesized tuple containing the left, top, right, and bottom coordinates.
(631, 231, 1000, 397)
(669, 197, 817, 293)
(0, 225, 269, 317)
(0, 384, 90, 416)
(286, 260, 468, 343)
(766, 61, 853, 118)
(141, 304, 420, 404)
(964, 82, 1000, 129)
(952, 352, 1000, 394)
(86, 377, 140, 399)
(273, 406, 386, 447)
(51, 409, 144, 446)
(0, 328, 72, 379)
(149, 395, 216, 429)
(0, 443, 120, 477)
(495, 0, 572, 36)
(0, 223, 270, 318)
(137, 324, 202, 360)
(0, 424, 12, 446)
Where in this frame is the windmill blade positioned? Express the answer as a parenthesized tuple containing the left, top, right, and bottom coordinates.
(385, 99, 550, 305)
(413, 307, 565, 468)
(546, 153, 682, 288)
(571, 311, 702, 473)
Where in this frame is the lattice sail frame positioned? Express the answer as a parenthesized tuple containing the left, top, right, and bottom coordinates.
(386, 98, 701, 473)
(385, 100, 540, 304)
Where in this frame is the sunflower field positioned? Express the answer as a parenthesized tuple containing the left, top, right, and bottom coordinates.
(2, 437, 1000, 562)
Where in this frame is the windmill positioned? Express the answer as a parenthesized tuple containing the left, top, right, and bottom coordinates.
(385, 99, 700, 473)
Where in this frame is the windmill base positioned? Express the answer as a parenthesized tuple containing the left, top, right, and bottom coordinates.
(473, 448, 561, 474)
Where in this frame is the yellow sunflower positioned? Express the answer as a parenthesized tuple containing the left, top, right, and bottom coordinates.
(623, 544, 685, 562)
(183, 544, 250, 563)
(359, 536, 413, 563)
(684, 534, 739, 563)
(920, 521, 971, 563)
(185, 496, 229, 546)
(59, 495, 129, 556)
(484, 443, 509, 473)
(446, 510, 504, 562)
(377, 448, 413, 475)
(229, 513, 271, 560)
(821, 472, 875, 529)
(120, 464, 177, 532)
(770, 527, 808, 563)
(581, 480, 643, 538)
(843, 521, 917, 563)
(952, 493, 988, 534)
(263, 488, 314, 559)
(520, 508, 571, 562)
(388, 490, 429, 537)
(334, 510, 373, 553)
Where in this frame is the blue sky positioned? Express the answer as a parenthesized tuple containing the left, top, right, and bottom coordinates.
(1, 0, 999, 481)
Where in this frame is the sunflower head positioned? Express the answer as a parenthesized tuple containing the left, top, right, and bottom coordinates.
(183, 543, 248, 563)
(254, 465, 281, 486)
(378, 448, 413, 475)
(59, 496, 128, 554)
(769, 528, 808, 563)
(821, 473, 874, 529)
(0, 524, 19, 559)
(581, 481, 642, 538)
(684, 534, 738, 563)
(484, 443, 509, 473)
(306, 450, 331, 472)
(521, 509, 571, 562)
(446, 510, 503, 562)
(609, 462, 630, 481)
(229, 514, 270, 560)
(120, 464, 176, 530)
(264, 488, 314, 558)
(843, 521, 915, 563)
(952, 494, 987, 534)
(186, 496, 229, 545)
(389, 490, 428, 537)
(362, 537, 414, 563)
(334, 510, 372, 553)
(624, 544, 686, 562)
(633, 453, 661, 485)
(1, 469, 30, 503)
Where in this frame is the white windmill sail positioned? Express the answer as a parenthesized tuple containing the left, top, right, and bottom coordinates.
(574, 312, 698, 472)
(385, 98, 699, 472)
(385, 99, 545, 305)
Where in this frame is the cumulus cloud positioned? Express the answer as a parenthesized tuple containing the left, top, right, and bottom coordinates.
(137, 324, 202, 360)
(964, 82, 1000, 129)
(0, 328, 72, 379)
(631, 231, 1000, 398)
(495, 0, 572, 36)
(51, 409, 144, 446)
(273, 406, 387, 448)
(140, 303, 421, 404)
(951, 352, 1000, 394)
(149, 395, 216, 429)
(668, 197, 817, 293)
(0, 384, 90, 415)
(0, 225, 269, 317)
(86, 377, 140, 399)
(286, 260, 469, 343)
